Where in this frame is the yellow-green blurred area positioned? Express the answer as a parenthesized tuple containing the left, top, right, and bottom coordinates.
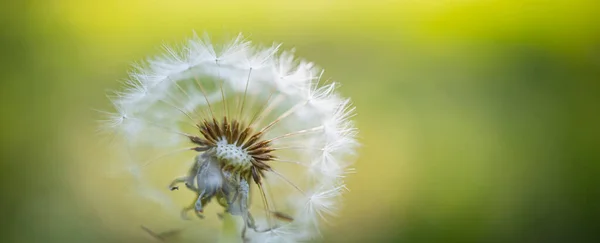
(1, 0, 599, 242)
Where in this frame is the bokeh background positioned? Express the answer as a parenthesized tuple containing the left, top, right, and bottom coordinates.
(1, 0, 599, 242)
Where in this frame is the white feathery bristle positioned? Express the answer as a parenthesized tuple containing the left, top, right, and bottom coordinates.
(100, 32, 358, 242)
(300, 182, 348, 229)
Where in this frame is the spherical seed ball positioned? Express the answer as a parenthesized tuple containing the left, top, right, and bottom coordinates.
(100, 33, 358, 242)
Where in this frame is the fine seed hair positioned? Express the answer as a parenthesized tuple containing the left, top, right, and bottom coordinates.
(100, 32, 358, 242)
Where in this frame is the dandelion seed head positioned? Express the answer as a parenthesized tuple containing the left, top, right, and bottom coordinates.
(100, 32, 358, 242)
(215, 139, 253, 167)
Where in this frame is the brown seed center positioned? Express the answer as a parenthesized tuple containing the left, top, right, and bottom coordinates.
(189, 117, 275, 184)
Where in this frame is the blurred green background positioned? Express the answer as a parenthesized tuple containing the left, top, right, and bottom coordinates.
(1, 0, 599, 242)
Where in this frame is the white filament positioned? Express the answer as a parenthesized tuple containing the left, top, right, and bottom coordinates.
(101, 32, 358, 242)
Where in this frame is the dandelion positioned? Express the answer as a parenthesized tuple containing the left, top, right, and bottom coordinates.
(101, 33, 358, 242)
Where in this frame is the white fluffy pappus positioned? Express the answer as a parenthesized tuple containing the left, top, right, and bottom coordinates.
(100, 33, 358, 242)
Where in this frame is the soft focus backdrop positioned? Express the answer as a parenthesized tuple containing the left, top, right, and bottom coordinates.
(1, 0, 599, 242)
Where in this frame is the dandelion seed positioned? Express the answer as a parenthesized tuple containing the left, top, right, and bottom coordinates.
(101, 32, 358, 242)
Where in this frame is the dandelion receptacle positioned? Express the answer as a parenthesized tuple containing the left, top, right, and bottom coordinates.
(101, 33, 358, 242)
